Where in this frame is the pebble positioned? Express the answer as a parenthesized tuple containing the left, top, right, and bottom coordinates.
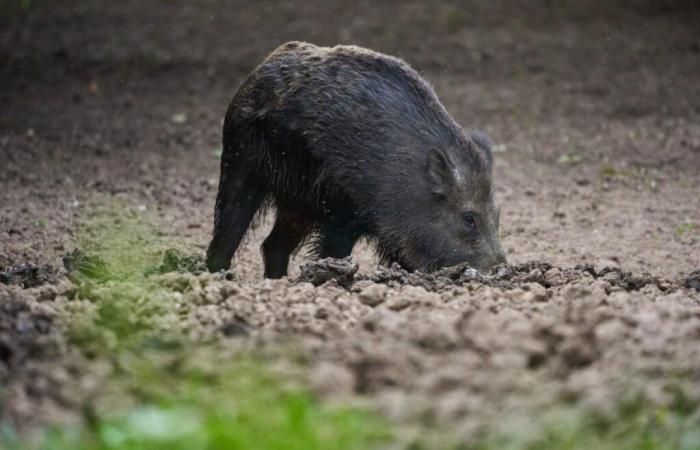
(358, 283, 388, 306)
(543, 267, 564, 286)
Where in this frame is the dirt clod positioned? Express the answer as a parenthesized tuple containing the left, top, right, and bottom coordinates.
(0, 294, 68, 429)
(684, 270, 700, 292)
(0, 264, 57, 288)
(367, 261, 680, 293)
(219, 316, 251, 337)
(298, 257, 358, 288)
(358, 283, 388, 306)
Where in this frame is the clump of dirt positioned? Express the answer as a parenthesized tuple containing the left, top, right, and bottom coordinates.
(0, 290, 74, 429)
(0, 263, 57, 288)
(298, 257, 358, 288)
(147, 248, 207, 275)
(0, 297, 54, 374)
(685, 269, 700, 292)
(352, 260, 676, 293)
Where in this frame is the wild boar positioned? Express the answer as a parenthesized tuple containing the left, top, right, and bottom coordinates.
(206, 41, 506, 278)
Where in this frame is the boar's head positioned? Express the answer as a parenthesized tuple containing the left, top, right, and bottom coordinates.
(384, 131, 506, 272)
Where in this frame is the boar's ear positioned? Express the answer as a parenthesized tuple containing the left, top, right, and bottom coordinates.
(426, 147, 461, 197)
(470, 130, 493, 172)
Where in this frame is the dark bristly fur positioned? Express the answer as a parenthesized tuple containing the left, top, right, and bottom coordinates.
(206, 41, 506, 278)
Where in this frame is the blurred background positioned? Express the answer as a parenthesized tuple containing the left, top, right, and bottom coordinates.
(1, 0, 699, 277)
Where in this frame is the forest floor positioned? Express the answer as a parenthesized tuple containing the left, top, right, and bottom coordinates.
(1, 1, 700, 448)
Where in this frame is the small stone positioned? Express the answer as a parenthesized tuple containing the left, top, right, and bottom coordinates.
(594, 319, 628, 345)
(684, 269, 700, 292)
(55, 279, 77, 297)
(204, 284, 223, 304)
(386, 294, 411, 311)
(522, 282, 548, 302)
(171, 112, 187, 124)
(543, 268, 564, 286)
(561, 283, 592, 301)
(311, 362, 355, 396)
(358, 283, 388, 306)
(594, 258, 620, 273)
(183, 287, 206, 305)
(36, 285, 58, 302)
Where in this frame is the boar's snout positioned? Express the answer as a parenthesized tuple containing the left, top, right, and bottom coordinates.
(472, 243, 506, 272)
(492, 249, 507, 266)
(484, 234, 507, 269)
(492, 248, 507, 267)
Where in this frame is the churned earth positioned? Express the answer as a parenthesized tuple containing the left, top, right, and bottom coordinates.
(1, 0, 700, 447)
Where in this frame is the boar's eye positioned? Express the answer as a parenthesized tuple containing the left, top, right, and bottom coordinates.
(462, 212, 477, 233)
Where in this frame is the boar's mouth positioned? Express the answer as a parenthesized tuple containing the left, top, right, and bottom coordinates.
(408, 251, 503, 274)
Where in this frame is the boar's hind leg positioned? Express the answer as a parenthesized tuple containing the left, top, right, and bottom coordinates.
(261, 207, 313, 278)
(205, 169, 267, 273)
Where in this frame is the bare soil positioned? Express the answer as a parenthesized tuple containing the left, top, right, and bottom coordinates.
(1, 0, 700, 438)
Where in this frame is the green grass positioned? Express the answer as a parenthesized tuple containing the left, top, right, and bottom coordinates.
(69, 198, 173, 282)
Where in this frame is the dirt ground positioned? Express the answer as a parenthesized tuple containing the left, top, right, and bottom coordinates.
(1, 0, 700, 441)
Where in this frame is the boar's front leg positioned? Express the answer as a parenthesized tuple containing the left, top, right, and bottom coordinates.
(261, 207, 313, 278)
